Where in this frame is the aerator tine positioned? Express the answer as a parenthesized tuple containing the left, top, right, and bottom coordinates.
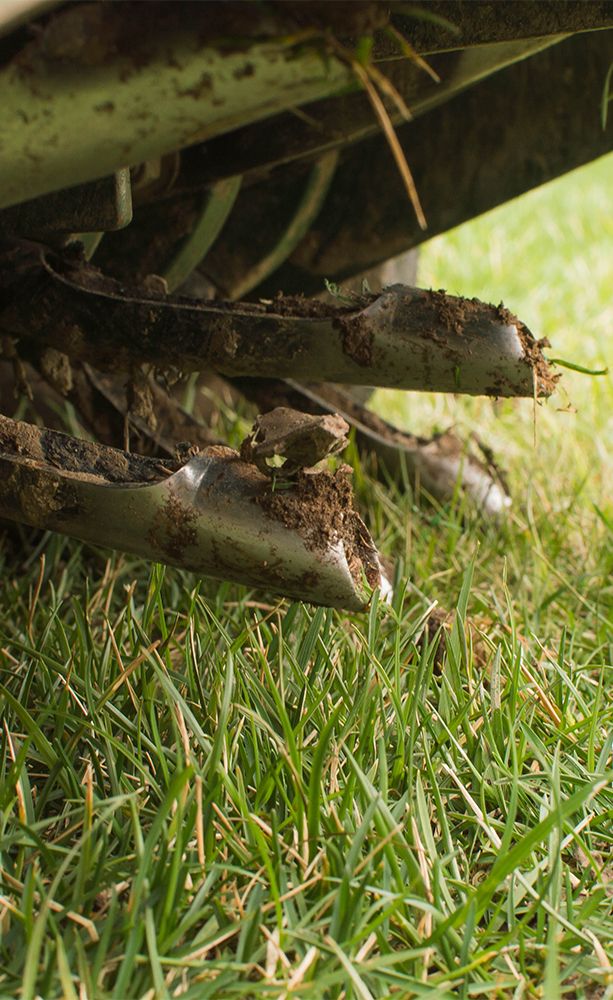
(0, 413, 390, 610)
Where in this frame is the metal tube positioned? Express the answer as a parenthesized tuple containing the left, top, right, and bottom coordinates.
(0, 416, 388, 610)
(0, 3, 354, 210)
(3, 245, 557, 398)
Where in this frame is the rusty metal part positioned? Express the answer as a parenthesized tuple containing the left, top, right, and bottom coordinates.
(0, 170, 133, 238)
(0, 413, 389, 609)
(1, 244, 557, 398)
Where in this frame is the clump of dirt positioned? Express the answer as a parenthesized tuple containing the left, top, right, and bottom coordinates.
(426, 288, 483, 335)
(127, 367, 158, 432)
(240, 406, 348, 474)
(336, 313, 374, 367)
(413, 289, 558, 396)
(256, 468, 352, 549)
(255, 466, 381, 588)
(38, 347, 73, 396)
(0, 414, 44, 461)
(147, 492, 198, 562)
(513, 320, 560, 397)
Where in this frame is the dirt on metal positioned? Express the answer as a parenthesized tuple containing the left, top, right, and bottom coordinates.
(336, 310, 375, 367)
(1, 244, 556, 396)
(256, 465, 380, 588)
(146, 491, 198, 562)
(0, 413, 177, 484)
(264, 292, 362, 319)
(240, 406, 349, 474)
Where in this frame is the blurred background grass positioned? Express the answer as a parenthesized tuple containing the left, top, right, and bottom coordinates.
(375, 153, 612, 506)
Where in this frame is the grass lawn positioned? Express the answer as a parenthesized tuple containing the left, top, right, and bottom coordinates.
(0, 154, 611, 999)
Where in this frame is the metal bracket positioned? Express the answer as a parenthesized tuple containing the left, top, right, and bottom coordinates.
(0, 170, 133, 239)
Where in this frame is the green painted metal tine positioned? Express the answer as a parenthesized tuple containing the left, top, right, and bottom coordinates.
(228, 151, 339, 300)
(77, 232, 105, 260)
(163, 175, 242, 292)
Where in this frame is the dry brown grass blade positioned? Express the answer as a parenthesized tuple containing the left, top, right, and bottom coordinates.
(350, 57, 427, 230)
(363, 60, 413, 120)
(386, 24, 441, 83)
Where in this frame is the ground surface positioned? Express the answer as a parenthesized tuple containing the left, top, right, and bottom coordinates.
(0, 154, 611, 999)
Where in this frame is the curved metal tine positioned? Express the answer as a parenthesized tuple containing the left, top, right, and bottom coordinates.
(163, 175, 242, 292)
(227, 151, 339, 301)
(8, 247, 555, 398)
(0, 413, 387, 610)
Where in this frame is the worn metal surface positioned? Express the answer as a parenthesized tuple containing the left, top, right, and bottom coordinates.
(2, 245, 556, 397)
(0, 3, 357, 211)
(3, 0, 610, 213)
(189, 36, 564, 186)
(86, 36, 567, 289)
(0, 414, 388, 609)
(0, 170, 133, 237)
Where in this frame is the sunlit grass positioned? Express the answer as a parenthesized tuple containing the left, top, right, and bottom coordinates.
(0, 157, 611, 998)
